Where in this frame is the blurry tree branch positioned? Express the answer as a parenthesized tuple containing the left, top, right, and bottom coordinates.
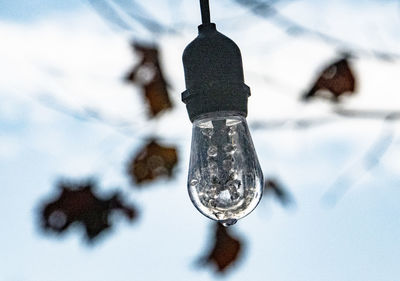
(88, 0, 400, 61)
(35, 93, 144, 137)
(322, 120, 395, 206)
(334, 108, 400, 121)
(87, 0, 178, 35)
(251, 109, 400, 131)
(36, 91, 400, 137)
(250, 117, 338, 131)
(233, 0, 400, 61)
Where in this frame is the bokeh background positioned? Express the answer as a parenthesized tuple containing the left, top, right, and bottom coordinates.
(1, 0, 400, 280)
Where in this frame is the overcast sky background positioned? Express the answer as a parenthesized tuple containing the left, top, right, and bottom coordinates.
(1, 0, 400, 281)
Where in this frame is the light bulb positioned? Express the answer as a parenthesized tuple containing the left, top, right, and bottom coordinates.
(187, 112, 263, 226)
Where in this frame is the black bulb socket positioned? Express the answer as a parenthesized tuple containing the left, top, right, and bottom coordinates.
(181, 23, 250, 122)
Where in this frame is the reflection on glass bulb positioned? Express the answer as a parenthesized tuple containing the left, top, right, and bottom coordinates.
(188, 112, 263, 226)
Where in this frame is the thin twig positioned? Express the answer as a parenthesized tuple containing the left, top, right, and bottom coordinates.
(321, 115, 396, 206)
(233, 0, 400, 61)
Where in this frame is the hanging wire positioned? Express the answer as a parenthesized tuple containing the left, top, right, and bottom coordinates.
(200, 0, 211, 24)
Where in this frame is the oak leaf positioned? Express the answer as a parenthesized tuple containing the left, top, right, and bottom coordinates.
(198, 223, 243, 273)
(127, 139, 178, 185)
(40, 179, 138, 242)
(126, 43, 172, 117)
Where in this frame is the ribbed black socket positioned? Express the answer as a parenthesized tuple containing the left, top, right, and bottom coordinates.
(181, 23, 250, 122)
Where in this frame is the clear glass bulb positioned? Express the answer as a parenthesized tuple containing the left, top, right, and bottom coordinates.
(187, 112, 263, 226)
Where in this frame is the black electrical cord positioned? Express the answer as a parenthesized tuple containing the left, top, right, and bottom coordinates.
(199, 0, 211, 24)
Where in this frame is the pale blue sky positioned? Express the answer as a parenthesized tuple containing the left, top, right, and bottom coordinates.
(0, 0, 84, 21)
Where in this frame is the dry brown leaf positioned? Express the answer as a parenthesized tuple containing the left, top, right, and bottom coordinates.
(127, 139, 178, 185)
(40, 179, 138, 241)
(199, 223, 243, 273)
(302, 57, 356, 102)
(126, 43, 172, 117)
